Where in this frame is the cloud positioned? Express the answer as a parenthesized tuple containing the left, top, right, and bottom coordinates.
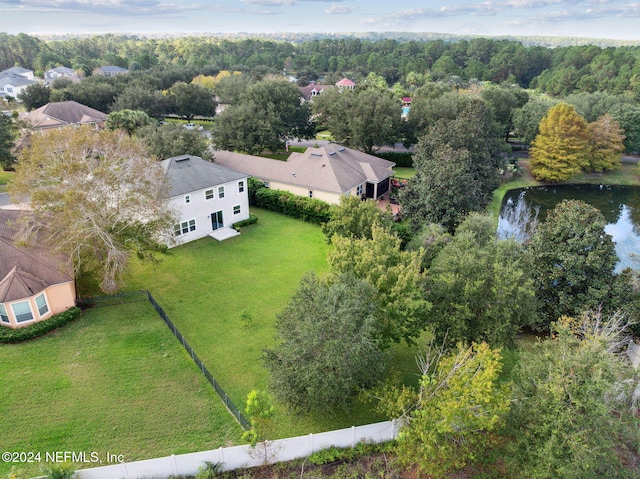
(325, 4, 355, 14)
(0, 0, 204, 16)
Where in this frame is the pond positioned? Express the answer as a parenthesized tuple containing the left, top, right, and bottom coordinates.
(499, 185, 640, 272)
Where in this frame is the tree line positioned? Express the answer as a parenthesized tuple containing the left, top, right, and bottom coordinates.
(2, 33, 640, 96)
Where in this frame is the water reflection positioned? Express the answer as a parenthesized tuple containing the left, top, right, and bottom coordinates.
(500, 185, 640, 272)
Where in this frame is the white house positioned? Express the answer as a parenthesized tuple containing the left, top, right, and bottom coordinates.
(161, 155, 250, 246)
(0, 72, 38, 100)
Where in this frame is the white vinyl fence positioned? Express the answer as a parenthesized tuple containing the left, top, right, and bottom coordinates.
(628, 341, 640, 370)
(77, 420, 400, 479)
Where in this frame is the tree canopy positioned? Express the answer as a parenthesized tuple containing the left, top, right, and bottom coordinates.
(526, 199, 618, 327)
(313, 87, 402, 154)
(399, 99, 502, 233)
(426, 213, 537, 348)
(212, 79, 312, 154)
(0, 113, 17, 170)
(263, 273, 386, 412)
(9, 127, 176, 293)
(530, 103, 590, 182)
(377, 341, 511, 478)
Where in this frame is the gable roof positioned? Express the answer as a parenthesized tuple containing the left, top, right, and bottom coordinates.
(0, 210, 73, 303)
(299, 83, 332, 101)
(0, 74, 37, 88)
(161, 154, 248, 198)
(214, 145, 395, 195)
(1, 67, 33, 77)
(25, 101, 107, 130)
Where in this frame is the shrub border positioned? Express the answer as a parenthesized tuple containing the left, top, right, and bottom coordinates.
(0, 306, 82, 343)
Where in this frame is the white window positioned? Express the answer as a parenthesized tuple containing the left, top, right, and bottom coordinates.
(356, 184, 363, 196)
(12, 301, 34, 323)
(0, 303, 9, 324)
(308, 190, 313, 198)
(233, 205, 241, 215)
(238, 181, 245, 193)
(174, 219, 196, 236)
(184, 195, 191, 204)
(205, 189, 214, 200)
(218, 186, 225, 199)
(7, 87, 13, 93)
(35, 293, 49, 317)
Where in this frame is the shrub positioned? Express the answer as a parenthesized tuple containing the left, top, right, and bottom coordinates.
(254, 188, 335, 225)
(232, 214, 258, 229)
(0, 307, 82, 343)
(374, 152, 413, 168)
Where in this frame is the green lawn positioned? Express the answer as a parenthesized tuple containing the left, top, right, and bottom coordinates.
(0, 169, 13, 187)
(393, 167, 415, 180)
(0, 301, 242, 477)
(125, 209, 423, 438)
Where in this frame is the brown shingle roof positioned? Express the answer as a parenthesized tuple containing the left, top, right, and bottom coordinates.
(0, 211, 73, 303)
(214, 145, 395, 195)
(26, 101, 107, 130)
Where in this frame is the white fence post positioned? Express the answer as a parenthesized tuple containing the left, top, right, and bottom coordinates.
(308, 432, 313, 455)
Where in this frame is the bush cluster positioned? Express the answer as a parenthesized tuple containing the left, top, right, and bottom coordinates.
(232, 214, 259, 229)
(0, 306, 82, 343)
(254, 188, 335, 225)
(374, 152, 413, 168)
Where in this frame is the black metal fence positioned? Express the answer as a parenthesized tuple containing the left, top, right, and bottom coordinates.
(82, 290, 251, 430)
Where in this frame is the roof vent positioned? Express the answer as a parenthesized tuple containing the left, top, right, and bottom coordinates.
(175, 156, 190, 162)
(338, 147, 346, 151)
(311, 152, 323, 157)
(291, 172, 296, 176)
(329, 151, 336, 155)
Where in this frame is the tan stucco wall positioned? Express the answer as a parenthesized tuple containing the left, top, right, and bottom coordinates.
(267, 181, 343, 205)
(1, 281, 76, 329)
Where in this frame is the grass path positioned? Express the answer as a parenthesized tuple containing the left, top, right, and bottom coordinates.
(0, 301, 242, 477)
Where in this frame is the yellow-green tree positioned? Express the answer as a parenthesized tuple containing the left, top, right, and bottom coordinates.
(587, 113, 625, 172)
(377, 342, 511, 478)
(530, 103, 590, 182)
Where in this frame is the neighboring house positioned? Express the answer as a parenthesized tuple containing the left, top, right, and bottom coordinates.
(161, 154, 250, 246)
(0, 73, 38, 100)
(25, 101, 107, 130)
(214, 145, 395, 205)
(299, 83, 332, 102)
(44, 66, 81, 84)
(94, 65, 129, 77)
(0, 210, 76, 329)
(335, 78, 356, 90)
(0, 67, 34, 80)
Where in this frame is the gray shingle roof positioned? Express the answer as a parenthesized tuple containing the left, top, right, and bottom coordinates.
(0, 67, 32, 76)
(161, 154, 248, 198)
(0, 74, 37, 87)
(214, 145, 395, 195)
(26, 101, 107, 129)
(0, 210, 73, 303)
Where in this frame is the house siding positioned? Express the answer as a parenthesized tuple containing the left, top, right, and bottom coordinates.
(169, 178, 249, 247)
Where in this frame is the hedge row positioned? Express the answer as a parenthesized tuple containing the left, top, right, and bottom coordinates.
(254, 187, 335, 225)
(0, 306, 82, 343)
(232, 214, 259, 229)
(374, 152, 413, 168)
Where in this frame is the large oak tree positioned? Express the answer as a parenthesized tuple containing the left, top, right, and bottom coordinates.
(9, 127, 176, 293)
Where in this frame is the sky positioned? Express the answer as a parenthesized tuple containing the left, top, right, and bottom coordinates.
(0, 0, 639, 41)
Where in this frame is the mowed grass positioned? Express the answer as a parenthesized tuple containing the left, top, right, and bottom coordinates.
(0, 301, 242, 477)
(125, 209, 423, 438)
